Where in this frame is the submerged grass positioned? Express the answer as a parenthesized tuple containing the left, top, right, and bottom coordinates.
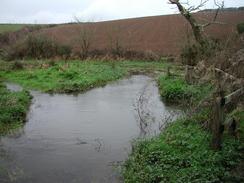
(0, 60, 169, 93)
(0, 83, 32, 134)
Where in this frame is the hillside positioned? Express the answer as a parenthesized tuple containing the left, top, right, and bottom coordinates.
(1, 10, 244, 57)
(38, 10, 244, 56)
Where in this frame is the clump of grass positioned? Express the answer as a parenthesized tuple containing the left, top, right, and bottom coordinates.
(0, 83, 32, 134)
(158, 75, 212, 104)
(123, 113, 243, 183)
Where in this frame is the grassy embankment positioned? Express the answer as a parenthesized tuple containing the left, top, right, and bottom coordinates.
(123, 75, 243, 182)
(0, 83, 31, 134)
(0, 60, 172, 93)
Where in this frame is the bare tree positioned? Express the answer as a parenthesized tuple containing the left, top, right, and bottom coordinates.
(106, 25, 124, 57)
(75, 18, 95, 59)
(169, 0, 224, 45)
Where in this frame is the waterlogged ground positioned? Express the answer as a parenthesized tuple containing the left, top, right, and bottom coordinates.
(0, 75, 181, 183)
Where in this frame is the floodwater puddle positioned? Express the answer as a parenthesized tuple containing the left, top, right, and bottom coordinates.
(0, 75, 182, 183)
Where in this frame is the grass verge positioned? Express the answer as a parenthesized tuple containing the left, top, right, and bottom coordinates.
(0, 83, 32, 134)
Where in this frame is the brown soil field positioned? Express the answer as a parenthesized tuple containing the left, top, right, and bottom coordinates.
(5, 10, 244, 56)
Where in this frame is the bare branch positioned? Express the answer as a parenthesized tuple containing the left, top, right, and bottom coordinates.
(187, 0, 209, 12)
(201, 1, 224, 28)
(168, 0, 225, 44)
(74, 17, 95, 59)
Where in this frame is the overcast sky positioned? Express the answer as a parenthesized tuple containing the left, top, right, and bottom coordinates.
(0, 0, 244, 24)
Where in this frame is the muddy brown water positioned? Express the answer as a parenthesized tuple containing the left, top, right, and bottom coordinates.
(0, 75, 181, 183)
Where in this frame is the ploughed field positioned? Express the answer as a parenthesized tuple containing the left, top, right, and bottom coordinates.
(1, 10, 244, 56)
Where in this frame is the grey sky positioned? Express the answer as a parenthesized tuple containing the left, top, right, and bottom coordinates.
(0, 0, 243, 24)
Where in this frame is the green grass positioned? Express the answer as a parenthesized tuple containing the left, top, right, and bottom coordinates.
(229, 109, 244, 141)
(124, 75, 243, 182)
(158, 75, 212, 104)
(0, 60, 169, 93)
(0, 24, 26, 33)
(123, 113, 243, 182)
(0, 83, 32, 134)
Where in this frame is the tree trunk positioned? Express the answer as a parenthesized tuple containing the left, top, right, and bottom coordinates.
(170, 0, 205, 45)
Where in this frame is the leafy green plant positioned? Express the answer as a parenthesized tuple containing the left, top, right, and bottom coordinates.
(0, 83, 31, 134)
(123, 115, 243, 183)
(237, 22, 244, 34)
(181, 39, 220, 66)
(158, 75, 211, 104)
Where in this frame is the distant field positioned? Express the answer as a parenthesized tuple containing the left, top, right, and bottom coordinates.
(0, 24, 27, 33)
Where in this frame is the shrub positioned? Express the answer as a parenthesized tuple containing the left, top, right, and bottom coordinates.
(3, 35, 72, 60)
(57, 45, 72, 59)
(26, 25, 44, 32)
(181, 39, 220, 66)
(26, 35, 58, 58)
(181, 44, 198, 65)
(144, 50, 160, 61)
(0, 33, 10, 44)
(237, 22, 244, 34)
(11, 61, 24, 70)
(158, 75, 212, 104)
(0, 48, 7, 59)
(4, 40, 27, 60)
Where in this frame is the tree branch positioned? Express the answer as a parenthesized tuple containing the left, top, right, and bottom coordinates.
(168, 0, 225, 44)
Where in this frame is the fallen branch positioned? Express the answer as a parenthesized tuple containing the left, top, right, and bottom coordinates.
(224, 87, 244, 105)
(214, 68, 237, 80)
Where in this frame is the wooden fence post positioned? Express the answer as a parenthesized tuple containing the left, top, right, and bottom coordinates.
(185, 65, 194, 84)
(211, 94, 224, 150)
(211, 71, 225, 150)
(167, 66, 171, 77)
(210, 67, 244, 150)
